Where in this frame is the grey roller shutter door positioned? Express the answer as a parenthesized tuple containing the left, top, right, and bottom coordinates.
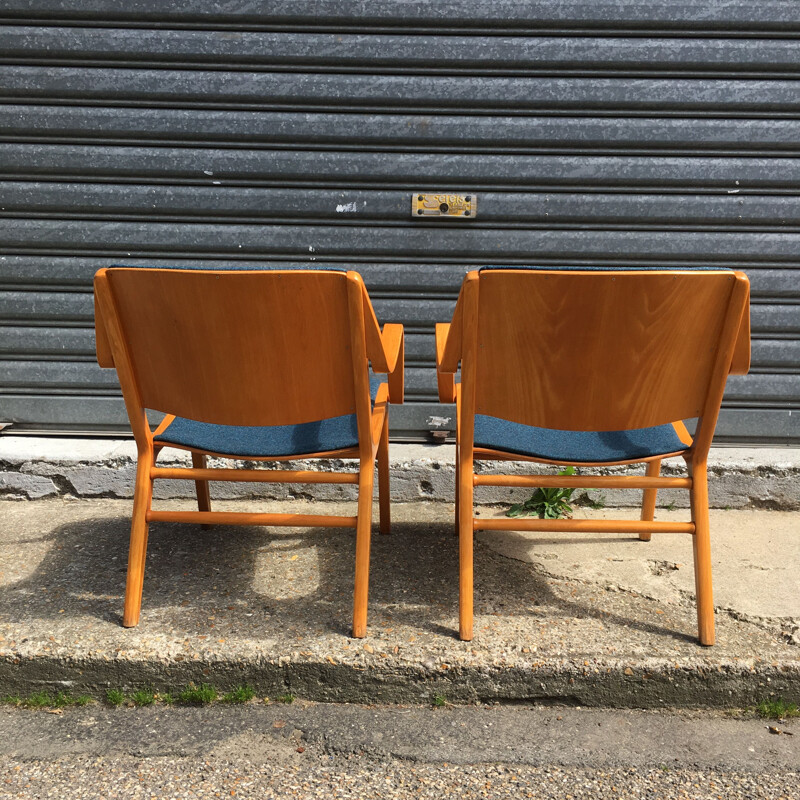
(1, 1, 798, 442)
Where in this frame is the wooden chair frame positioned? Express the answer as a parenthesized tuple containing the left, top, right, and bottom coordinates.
(95, 268, 404, 638)
(436, 268, 750, 646)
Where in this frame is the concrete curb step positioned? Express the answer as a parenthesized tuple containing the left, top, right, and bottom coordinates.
(2, 655, 799, 710)
(2, 439, 800, 509)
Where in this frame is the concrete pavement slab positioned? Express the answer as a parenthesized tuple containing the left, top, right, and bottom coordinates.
(0, 498, 797, 707)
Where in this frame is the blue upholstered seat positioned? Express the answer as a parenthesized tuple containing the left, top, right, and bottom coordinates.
(154, 374, 383, 458)
(473, 414, 690, 463)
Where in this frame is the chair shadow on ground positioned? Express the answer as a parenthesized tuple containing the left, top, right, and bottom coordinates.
(0, 512, 696, 646)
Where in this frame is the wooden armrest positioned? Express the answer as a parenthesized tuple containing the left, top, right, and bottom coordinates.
(729, 274, 751, 375)
(94, 272, 115, 368)
(436, 322, 456, 403)
(381, 324, 404, 404)
(380, 324, 403, 374)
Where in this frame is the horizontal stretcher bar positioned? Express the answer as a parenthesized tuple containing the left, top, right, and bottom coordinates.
(150, 467, 359, 484)
(146, 510, 358, 528)
(473, 475, 692, 490)
(474, 518, 695, 534)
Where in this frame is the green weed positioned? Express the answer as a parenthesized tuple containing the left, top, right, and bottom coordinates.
(507, 467, 576, 519)
(276, 693, 295, 704)
(756, 698, 799, 720)
(432, 694, 447, 708)
(105, 689, 125, 707)
(130, 689, 156, 707)
(5, 691, 93, 709)
(24, 691, 54, 709)
(222, 686, 256, 704)
(178, 683, 218, 706)
(1, 695, 21, 706)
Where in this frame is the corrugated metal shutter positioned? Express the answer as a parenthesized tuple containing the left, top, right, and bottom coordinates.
(1, 1, 798, 442)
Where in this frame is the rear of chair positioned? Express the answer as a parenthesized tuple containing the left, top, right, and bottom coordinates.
(95, 267, 404, 638)
(436, 268, 750, 645)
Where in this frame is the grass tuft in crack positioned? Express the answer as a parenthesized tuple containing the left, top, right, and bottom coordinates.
(756, 698, 799, 720)
(222, 686, 256, 704)
(178, 683, 218, 706)
(105, 689, 125, 707)
(130, 689, 156, 707)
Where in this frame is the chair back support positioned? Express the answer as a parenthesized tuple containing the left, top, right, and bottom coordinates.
(474, 270, 747, 432)
(97, 268, 361, 426)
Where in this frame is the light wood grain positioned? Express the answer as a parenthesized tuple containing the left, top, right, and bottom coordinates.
(441, 267, 750, 646)
(475, 518, 695, 534)
(639, 458, 662, 542)
(147, 510, 358, 528)
(474, 270, 741, 431)
(687, 457, 715, 646)
(94, 267, 404, 638)
(457, 274, 479, 642)
(474, 474, 690, 489)
(150, 467, 359, 484)
(105, 268, 357, 426)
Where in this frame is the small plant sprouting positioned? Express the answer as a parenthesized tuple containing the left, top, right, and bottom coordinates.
(756, 698, 799, 720)
(178, 683, 218, 706)
(276, 693, 296, 705)
(1, 695, 22, 706)
(3, 692, 91, 709)
(664, 501, 677, 512)
(23, 691, 53, 709)
(51, 691, 76, 708)
(222, 686, 256, 704)
(130, 689, 156, 707)
(507, 467, 576, 519)
(432, 693, 447, 708)
(106, 689, 125, 707)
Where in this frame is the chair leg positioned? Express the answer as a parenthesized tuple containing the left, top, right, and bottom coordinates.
(122, 448, 154, 627)
(454, 442, 460, 538)
(458, 450, 474, 641)
(688, 459, 715, 646)
(352, 459, 375, 638)
(639, 458, 661, 541)
(377, 414, 391, 535)
(191, 452, 212, 530)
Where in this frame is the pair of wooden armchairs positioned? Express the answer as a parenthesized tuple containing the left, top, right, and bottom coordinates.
(95, 266, 750, 646)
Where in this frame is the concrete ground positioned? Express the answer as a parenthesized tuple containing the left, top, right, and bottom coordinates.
(1, 497, 797, 707)
(0, 703, 797, 799)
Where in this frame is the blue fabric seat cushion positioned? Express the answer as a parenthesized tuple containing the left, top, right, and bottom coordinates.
(474, 414, 689, 463)
(154, 374, 382, 458)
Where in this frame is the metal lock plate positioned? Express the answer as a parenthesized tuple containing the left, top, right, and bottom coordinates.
(412, 193, 476, 218)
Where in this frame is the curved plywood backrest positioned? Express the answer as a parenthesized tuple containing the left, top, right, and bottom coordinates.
(474, 269, 747, 432)
(100, 268, 360, 426)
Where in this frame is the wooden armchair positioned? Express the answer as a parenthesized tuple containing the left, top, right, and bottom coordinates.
(436, 267, 750, 645)
(94, 267, 404, 637)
